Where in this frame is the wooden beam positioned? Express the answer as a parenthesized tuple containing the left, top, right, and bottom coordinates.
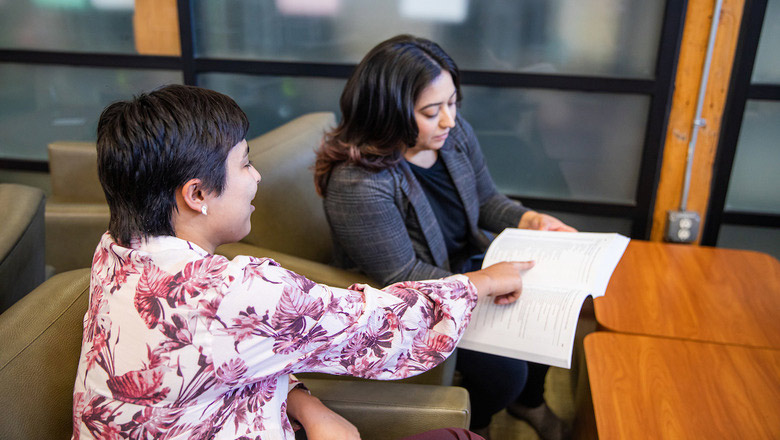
(650, 0, 745, 243)
(133, 0, 181, 56)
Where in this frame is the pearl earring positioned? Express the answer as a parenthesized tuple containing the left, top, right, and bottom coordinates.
(201, 205, 208, 216)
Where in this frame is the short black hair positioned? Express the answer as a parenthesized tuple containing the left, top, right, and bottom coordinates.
(96, 84, 249, 246)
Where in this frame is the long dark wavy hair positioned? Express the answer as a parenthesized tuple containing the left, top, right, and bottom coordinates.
(314, 34, 461, 196)
(97, 84, 249, 246)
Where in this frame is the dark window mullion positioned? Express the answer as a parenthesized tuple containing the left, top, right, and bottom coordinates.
(722, 211, 780, 227)
(748, 84, 780, 100)
(193, 59, 355, 79)
(0, 49, 181, 70)
(177, 0, 197, 85)
(0, 159, 48, 172)
(506, 196, 636, 218)
(630, 0, 689, 239)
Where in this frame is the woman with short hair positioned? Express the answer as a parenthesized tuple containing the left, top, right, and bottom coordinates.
(71, 84, 527, 440)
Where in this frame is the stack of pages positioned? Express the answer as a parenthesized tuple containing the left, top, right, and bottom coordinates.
(458, 229, 630, 368)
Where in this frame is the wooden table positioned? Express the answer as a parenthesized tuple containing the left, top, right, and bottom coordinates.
(595, 240, 780, 348)
(585, 332, 780, 439)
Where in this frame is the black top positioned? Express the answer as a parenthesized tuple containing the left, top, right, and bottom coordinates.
(408, 156, 477, 272)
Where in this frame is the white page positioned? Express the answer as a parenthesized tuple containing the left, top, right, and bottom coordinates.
(458, 229, 629, 368)
(459, 286, 589, 368)
(482, 229, 629, 296)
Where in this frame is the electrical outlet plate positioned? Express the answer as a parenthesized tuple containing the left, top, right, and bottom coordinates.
(665, 211, 701, 243)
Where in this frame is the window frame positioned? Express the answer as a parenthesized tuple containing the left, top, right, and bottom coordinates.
(0, 0, 690, 240)
(702, 0, 780, 244)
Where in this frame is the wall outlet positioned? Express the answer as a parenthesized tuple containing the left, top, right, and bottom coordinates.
(665, 211, 701, 243)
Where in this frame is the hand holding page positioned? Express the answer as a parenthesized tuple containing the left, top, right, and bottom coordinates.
(458, 229, 629, 368)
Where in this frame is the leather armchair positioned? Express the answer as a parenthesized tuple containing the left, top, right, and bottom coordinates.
(0, 269, 470, 440)
(0, 269, 88, 440)
(0, 183, 46, 313)
(45, 141, 110, 274)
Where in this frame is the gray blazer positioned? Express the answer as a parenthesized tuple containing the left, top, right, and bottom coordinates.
(323, 116, 529, 286)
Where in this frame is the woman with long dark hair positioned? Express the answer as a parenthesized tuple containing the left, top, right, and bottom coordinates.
(315, 35, 573, 440)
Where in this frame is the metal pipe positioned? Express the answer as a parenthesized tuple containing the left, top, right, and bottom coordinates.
(680, 0, 723, 210)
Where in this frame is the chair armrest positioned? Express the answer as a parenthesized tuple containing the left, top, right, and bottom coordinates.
(0, 268, 91, 440)
(0, 184, 46, 312)
(300, 379, 470, 440)
(217, 242, 375, 288)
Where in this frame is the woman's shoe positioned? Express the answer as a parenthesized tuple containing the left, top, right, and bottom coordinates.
(506, 402, 571, 440)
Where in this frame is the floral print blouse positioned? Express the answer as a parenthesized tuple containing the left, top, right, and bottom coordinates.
(72, 233, 478, 439)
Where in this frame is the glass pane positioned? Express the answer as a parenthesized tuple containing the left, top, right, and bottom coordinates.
(717, 224, 780, 261)
(193, 0, 664, 78)
(752, 0, 780, 83)
(199, 73, 345, 140)
(0, 64, 182, 162)
(724, 100, 780, 214)
(528, 209, 632, 235)
(460, 86, 649, 204)
(0, 0, 137, 53)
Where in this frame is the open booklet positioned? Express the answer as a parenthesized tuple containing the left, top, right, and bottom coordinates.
(457, 228, 629, 368)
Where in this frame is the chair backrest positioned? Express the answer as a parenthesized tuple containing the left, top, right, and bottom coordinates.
(45, 113, 337, 269)
(0, 268, 90, 440)
(47, 141, 104, 204)
(45, 141, 109, 274)
(0, 183, 46, 313)
(242, 112, 337, 264)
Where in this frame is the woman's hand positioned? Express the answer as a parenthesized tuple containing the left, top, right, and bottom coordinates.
(465, 261, 535, 305)
(287, 388, 361, 440)
(519, 211, 577, 232)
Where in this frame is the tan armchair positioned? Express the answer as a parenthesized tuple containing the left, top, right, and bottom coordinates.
(0, 269, 470, 440)
(0, 183, 46, 313)
(43, 112, 455, 385)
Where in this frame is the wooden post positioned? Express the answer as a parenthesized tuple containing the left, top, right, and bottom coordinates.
(133, 0, 181, 56)
(650, 0, 745, 243)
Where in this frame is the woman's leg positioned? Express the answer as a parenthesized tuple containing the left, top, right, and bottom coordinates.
(508, 362, 571, 440)
(455, 348, 528, 430)
(515, 361, 548, 407)
(400, 428, 485, 440)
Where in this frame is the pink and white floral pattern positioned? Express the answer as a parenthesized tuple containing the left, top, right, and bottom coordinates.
(72, 233, 478, 439)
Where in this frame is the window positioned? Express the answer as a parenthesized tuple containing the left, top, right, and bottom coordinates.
(0, 64, 181, 162)
(1, 0, 686, 238)
(704, 0, 780, 259)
